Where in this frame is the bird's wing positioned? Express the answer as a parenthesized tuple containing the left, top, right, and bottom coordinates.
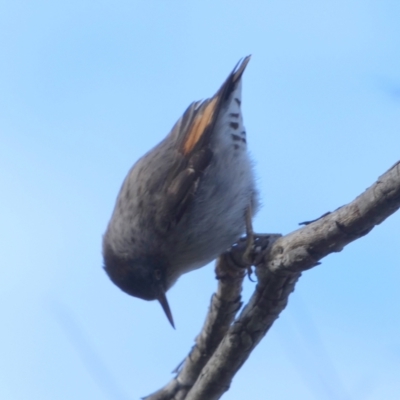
(161, 56, 251, 229)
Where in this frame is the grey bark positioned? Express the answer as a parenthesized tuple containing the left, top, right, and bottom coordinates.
(145, 160, 400, 400)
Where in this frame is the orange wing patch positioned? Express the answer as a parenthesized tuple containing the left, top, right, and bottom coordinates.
(182, 97, 218, 155)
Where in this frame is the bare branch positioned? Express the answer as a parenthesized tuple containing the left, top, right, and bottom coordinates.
(185, 161, 400, 400)
(147, 161, 400, 400)
(144, 241, 249, 400)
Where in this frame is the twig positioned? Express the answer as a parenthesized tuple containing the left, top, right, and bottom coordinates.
(185, 161, 400, 400)
(146, 161, 400, 400)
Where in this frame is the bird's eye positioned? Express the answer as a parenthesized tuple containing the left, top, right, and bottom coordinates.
(154, 269, 162, 280)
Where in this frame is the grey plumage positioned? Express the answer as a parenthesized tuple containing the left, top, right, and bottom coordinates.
(103, 56, 259, 326)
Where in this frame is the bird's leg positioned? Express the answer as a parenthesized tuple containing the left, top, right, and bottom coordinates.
(241, 206, 282, 280)
(242, 205, 255, 280)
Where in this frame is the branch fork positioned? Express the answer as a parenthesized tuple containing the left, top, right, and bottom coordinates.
(145, 161, 400, 400)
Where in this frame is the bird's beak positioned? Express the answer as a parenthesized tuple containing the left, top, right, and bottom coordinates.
(157, 290, 175, 329)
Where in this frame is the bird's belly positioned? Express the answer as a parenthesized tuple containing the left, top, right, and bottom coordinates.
(168, 150, 257, 277)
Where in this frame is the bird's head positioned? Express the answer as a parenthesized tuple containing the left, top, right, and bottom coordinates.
(103, 243, 175, 328)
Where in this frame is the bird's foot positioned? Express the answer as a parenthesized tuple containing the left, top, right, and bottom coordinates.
(236, 234, 282, 280)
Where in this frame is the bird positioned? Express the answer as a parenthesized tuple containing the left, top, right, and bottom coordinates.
(102, 56, 259, 328)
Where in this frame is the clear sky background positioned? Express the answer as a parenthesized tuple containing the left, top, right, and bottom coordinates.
(1, 1, 399, 399)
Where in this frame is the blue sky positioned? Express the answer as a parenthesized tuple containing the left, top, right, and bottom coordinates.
(1, 1, 399, 399)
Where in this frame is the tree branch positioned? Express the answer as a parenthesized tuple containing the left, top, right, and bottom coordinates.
(148, 160, 400, 400)
(144, 241, 248, 400)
